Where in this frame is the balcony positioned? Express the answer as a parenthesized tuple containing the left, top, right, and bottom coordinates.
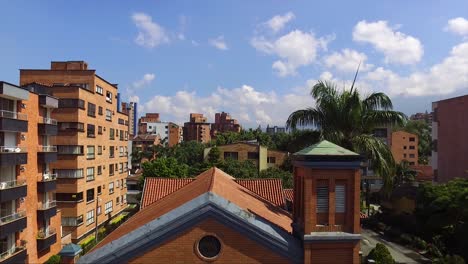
(37, 173, 57, 193)
(37, 227, 57, 252)
(55, 169, 84, 179)
(0, 110, 28, 133)
(0, 179, 27, 202)
(38, 117, 58, 136)
(0, 210, 27, 237)
(39, 94, 59, 108)
(0, 146, 27, 166)
(37, 201, 57, 220)
(37, 146, 57, 164)
(0, 246, 27, 264)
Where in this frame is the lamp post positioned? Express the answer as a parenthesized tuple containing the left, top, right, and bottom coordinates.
(95, 197, 101, 243)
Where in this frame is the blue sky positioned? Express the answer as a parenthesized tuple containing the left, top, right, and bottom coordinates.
(1, 1, 468, 127)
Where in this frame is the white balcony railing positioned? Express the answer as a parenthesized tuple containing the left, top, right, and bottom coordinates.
(0, 246, 25, 260)
(38, 146, 57, 152)
(41, 117, 57, 125)
(41, 173, 57, 182)
(0, 146, 27, 153)
(0, 110, 27, 121)
(38, 200, 57, 210)
(0, 210, 26, 225)
(0, 179, 26, 190)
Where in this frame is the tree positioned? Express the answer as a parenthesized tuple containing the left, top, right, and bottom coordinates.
(207, 146, 221, 164)
(141, 157, 189, 179)
(217, 159, 258, 179)
(286, 80, 406, 190)
(259, 167, 293, 188)
(172, 141, 206, 166)
(367, 243, 395, 264)
(394, 160, 417, 187)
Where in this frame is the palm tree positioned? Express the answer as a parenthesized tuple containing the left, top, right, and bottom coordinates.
(286, 80, 406, 190)
(394, 160, 417, 186)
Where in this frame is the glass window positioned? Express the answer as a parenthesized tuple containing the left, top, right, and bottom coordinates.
(87, 102, 96, 117)
(106, 109, 112, 121)
(97, 166, 102, 175)
(86, 209, 94, 225)
(105, 201, 113, 214)
(109, 128, 115, 140)
(86, 167, 95, 181)
(109, 146, 114, 158)
(267, 157, 276, 163)
(109, 182, 114, 194)
(97, 186, 102, 195)
(87, 124, 95, 138)
(98, 146, 102, 155)
(87, 145, 95, 159)
(86, 188, 95, 202)
(247, 152, 259, 159)
(197, 235, 221, 259)
(109, 164, 114, 175)
(223, 152, 238, 160)
(106, 91, 113, 103)
(98, 106, 103, 115)
(96, 85, 103, 95)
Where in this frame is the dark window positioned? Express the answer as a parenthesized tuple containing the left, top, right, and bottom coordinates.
(86, 188, 95, 202)
(403, 154, 407, 158)
(97, 166, 102, 175)
(247, 152, 259, 159)
(87, 124, 95, 138)
(109, 146, 114, 158)
(316, 186, 329, 213)
(409, 146, 415, 150)
(98, 106, 103, 115)
(98, 126, 103, 135)
(110, 128, 115, 140)
(432, 140, 438, 152)
(106, 91, 113, 103)
(59, 99, 85, 109)
(98, 146, 102, 155)
(223, 152, 238, 160)
(87, 103, 96, 117)
(197, 236, 221, 259)
(373, 128, 388, 138)
(403, 146, 407, 150)
(109, 164, 114, 175)
(58, 122, 84, 132)
(409, 137, 416, 142)
(97, 186, 102, 195)
(267, 157, 276, 163)
(409, 162, 415, 165)
(56, 192, 83, 202)
(409, 154, 415, 158)
(57, 145, 84, 155)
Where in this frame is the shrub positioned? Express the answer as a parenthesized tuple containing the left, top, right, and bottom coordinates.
(399, 233, 413, 245)
(434, 255, 466, 264)
(45, 255, 61, 264)
(367, 243, 395, 264)
(412, 236, 427, 250)
(377, 222, 387, 232)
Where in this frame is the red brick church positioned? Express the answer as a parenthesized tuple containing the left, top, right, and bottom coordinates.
(79, 140, 362, 264)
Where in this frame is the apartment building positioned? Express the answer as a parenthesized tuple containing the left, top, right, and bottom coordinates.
(410, 111, 432, 123)
(390, 131, 418, 165)
(121, 102, 137, 137)
(432, 95, 468, 182)
(137, 113, 182, 147)
(19, 61, 129, 243)
(266, 125, 286, 134)
(183, 113, 211, 143)
(210, 112, 240, 137)
(0, 82, 62, 263)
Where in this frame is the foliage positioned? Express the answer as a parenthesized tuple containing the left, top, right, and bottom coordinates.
(394, 160, 417, 187)
(367, 243, 395, 264)
(434, 255, 466, 264)
(45, 255, 61, 264)
(171, 141, 206, 166)
(207, 146, 221, 164)
(141, 157, 190, 179)
(394, 120, 432, 165)
(217, 159, 258, 179)
(259, 167, 293, 188)
(286, 80, 406, 192)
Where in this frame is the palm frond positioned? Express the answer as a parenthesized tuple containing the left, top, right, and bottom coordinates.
(363, 92, 394, 111)
(286, 108, 323, 129)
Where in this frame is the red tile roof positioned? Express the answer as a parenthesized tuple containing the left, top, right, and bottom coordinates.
(283, 189, 294, 202)
(95, 167, 293, 251)
(235, 179, 285, 207)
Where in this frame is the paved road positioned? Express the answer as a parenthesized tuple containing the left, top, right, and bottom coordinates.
(361, 228, 430, 264)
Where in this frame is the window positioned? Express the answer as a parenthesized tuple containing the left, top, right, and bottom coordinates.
(62, 215, 83, 227)
(109, 146, 114, 158)
(119, 146, 124, 157)
(97, 206, 102, 215)
(109, 128, 115, 140)
(197, 235, 221, 259)
(98, 146, 102, 155)
(119, 163, 123, 173)
(105, 201, 113, 214)
(58, 145, 84, 155)
(97, 166, 102, 175)
(267, 157, 276, 164)
(97, 186, 102, 195)
(247, 152, 259, 159)
(120, 130, 124, 141)
(56, 192, 83, 202)
(86, 167, 95, 181)
(87, 145, 95, 159)
(109, 182, 114, 194)
(59, 99, 85, 109)
(70, 83, 90, 91)
(316, 186, 329, 213)
(86, 209, 95, 225)
(409, 154, 415, 158)
(116, 196, 120, 205)
(58, 122, 84, 132)
(335, 185, 346, 213)
(403, 146, 407, 150)
(86, 188, 95, 202)
(109, 164, 114, 176)
(87, 102, 96, 117)
(98, 126, 103, 135)
(106, 109, 112, 121)
(125, 132, 128, 140)
(96, 85, 103, 95)
(98, 106, 103, 115)
(87, 124, 95, 138)
(409, 146, 415, 150)
(409, 137, 416, 142)
(223, 152, 238, 160)
(409, 162, 415, 165)
(121, 179, 124, 189)
(106, 91, 113, 103)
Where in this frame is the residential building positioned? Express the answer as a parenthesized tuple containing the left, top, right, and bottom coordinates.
(210, 112, 241, 137)
(183, 113, 211, 143)
(410, 111, 432, 123)
(432, 95, 468, 182)
(20, 61, 129, 243)
(266, 125, 286, 134)
(167, 123, 182, 147)
(0, 82, 62, 263)
(390, 131, 419, 165)
(137, 113, 182, 147)
(80, 140, 362, 263)
(121, 102, 137, 137)
(372, 127, 391, 145)
(203, 142, 287, 172)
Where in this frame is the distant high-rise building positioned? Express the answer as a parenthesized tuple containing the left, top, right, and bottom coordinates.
(121, 102, 137, 136)
(210, 112, 241, 137)
(137, 113, 182, 147)
(183, 113, 211, 143)
(266, 125, 286, 134)
(410, 111, 432, 123)
(390, 131, 419, 165)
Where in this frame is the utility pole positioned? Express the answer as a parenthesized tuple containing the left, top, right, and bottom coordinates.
(95, 198, 101, 243)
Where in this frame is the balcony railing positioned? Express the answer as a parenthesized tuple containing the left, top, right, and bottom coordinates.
(0, 210, 26, 226)
(55, 170, 84, 179)
(40, 117, 57, 125)
(38, 146, 57, 152)
(38, 200, 57, 210)
(37, 226, 57, 239)
(41, 173, 57, 182)
(0, 179, 26, 190)
(0, 146, 27, 153)
(0, 246, 26, 261)
(0, 110, 27, 121)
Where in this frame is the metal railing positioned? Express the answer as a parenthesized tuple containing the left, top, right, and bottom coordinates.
(0, 146, 27, 153)
(38, 200, 57, 210)
(37, 226, 57, 239)
(41, 117, 57, 125)
(41, 173, 57, 182)
(38, 146, 57, 152)
(0, 179, 26, 190)
(0, 246, 25, 260)
(0, 110, 27, 120)
(55, 170, 84, 179)
(0, 210, 26, 225)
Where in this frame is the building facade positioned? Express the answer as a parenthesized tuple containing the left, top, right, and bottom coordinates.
(183, 113, 211, 143)
(121, 102, 137, 137)
(20, 61, 129, 242)
(210, 112, 240, 137)
(432, 95, 468, 182)
(266, 125, 286, 134)
(137, 113, 182, 147)
(390, 131, 419, 165)
(410, 112, 432, 123)
(0, 82, 62, 263)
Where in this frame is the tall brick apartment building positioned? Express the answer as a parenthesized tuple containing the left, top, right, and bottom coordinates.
(19, 61, 129, 243)
(0, 82, 62, 263)
(80, 140, 362, 264)
(390, 131, 419, 165)
(183, 113, 211, 143)
(210, 111, 240, 137)
(137, 113, 182, 147)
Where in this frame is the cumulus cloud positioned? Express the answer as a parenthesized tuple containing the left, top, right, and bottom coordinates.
(265, 12, 295, 33)
(445, 17, 468, 36)
(132, 12, 169, 48)
(324, 49, 373, 73)
(251, 30, 334, 76)
(353, 20, 423, 64)
(209, 36, 228, 50)
(126, 73, 156, 102)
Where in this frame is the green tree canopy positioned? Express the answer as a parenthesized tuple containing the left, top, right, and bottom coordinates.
(141, 157, 190, 179)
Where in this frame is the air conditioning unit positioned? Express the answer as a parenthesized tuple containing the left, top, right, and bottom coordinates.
(0, 182, 7, 189)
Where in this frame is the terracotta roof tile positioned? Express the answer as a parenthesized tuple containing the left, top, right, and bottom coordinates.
(235, 179, 285, 207)
(283, 189, 294, 202)
(141, 178, 194, 209)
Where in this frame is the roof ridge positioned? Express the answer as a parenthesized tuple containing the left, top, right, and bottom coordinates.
(208, 167, 216, 191)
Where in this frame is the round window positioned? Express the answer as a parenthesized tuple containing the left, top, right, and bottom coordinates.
(197, 235, 222, 259)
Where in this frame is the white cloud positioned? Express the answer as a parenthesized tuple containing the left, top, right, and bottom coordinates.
(445, 17, 468, 36)
(265, 12, 295, 33)
(251, 30, 333, 76)
(191, 40, 199, 46)
(129, 95, 140, 103)
(324, 49, 373, 73)
(132, 73, 155, 89)
(209, 36, 228, 50)
(132, 12, 169, 48)
(353, 20, 423, 64)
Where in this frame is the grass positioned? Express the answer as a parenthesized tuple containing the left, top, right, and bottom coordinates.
(110, 212, 129, 224)
(79, 235, 95, 245)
